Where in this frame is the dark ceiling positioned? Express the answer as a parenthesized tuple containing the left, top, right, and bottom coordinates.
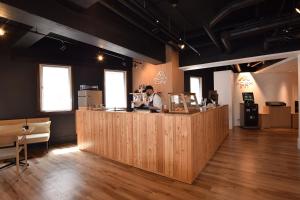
(55, 0, 300, 57)
(1, 0, 300, 69)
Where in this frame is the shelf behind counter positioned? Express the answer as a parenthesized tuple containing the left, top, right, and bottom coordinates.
(76, 105, 229, 184)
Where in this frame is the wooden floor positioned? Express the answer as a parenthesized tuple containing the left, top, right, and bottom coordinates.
(1, 128, 300, 200)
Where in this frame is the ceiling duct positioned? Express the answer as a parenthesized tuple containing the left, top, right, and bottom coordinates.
(210, 0, 265, 28)
(221, 15, 300, 52)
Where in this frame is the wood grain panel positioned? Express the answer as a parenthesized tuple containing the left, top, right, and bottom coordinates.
(2, 127, 300, 200)
(263, 106, 292, 128)
(76, 106, 229, 183)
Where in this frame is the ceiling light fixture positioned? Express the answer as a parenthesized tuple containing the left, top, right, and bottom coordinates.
(179, 43, 185, 49)
(121, 61, 127, 67)
(97, 54, 104, 62)
(0, 28, 6, 36)
(59, 41, 67, 51)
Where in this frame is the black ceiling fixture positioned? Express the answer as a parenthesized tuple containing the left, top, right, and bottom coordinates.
(296, 0, 300, 14)
(169, 0, 178, 8)
(59, 41, 67, 51)
(96, 49, 129, 66)
(133, 60, 142, 68)
(229, 59, 284, 73)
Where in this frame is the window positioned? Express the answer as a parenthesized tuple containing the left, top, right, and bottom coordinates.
(190, 77, 202, 103)
(39, 64, 72, 112)
(104, 70, 127, 108)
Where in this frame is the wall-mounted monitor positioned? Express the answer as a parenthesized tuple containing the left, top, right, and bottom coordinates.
(242, 92, 254, 102)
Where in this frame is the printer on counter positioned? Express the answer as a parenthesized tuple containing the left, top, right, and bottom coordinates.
(265, 101, 286, 107)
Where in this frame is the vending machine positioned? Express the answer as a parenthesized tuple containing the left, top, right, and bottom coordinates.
(240, 92, 259, 129)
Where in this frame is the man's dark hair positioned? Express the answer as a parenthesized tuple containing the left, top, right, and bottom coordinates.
(145, 85, 154, 91)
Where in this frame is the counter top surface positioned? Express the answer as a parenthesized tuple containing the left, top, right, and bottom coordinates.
(79, 105, 226, 116)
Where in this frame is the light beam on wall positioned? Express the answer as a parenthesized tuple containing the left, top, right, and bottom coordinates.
(0, 28, 6, 36)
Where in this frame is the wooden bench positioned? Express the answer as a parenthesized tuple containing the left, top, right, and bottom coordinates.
(0, 118, 51, 150)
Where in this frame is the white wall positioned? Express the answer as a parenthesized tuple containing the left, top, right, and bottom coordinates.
(214, 70, 234, 129)
(233, 72, 298, 126)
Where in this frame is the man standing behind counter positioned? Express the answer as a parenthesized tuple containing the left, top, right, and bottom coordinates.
(144, 85, 162, 112)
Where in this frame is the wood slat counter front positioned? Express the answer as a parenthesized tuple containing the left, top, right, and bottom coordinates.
(76, 105, 229, 184)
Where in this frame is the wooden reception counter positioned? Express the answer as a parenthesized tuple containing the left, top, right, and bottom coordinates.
(76, 105, 229, 184)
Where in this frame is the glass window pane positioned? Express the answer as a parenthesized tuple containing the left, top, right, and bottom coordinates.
(105, 70, 127, 108)
(40, 65, 72, 112)
(190, 77, 202, 103)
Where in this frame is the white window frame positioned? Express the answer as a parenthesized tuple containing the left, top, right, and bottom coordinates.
(190, 76, 203, 103)
(39, 64, 73, 113)
(104, 69, 127, 109)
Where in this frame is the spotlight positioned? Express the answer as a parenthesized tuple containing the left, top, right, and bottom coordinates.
(59, 42, 67, 51)
(179, 43, 185, 49)
(296, 7, 300, 14)
(0, 28, 6, 36)
(97, 54, 104, 61)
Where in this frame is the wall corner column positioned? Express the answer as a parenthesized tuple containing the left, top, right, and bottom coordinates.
(298, 55, 300, 149)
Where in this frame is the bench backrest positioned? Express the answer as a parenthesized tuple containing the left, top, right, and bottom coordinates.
(27, 118, 50, 123)
(0, 118, 50, 126)
(0, 119, 25, 126)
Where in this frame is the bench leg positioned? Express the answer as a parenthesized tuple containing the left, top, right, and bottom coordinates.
(46, 141, 49, 152)
(24, 142, 28, 169)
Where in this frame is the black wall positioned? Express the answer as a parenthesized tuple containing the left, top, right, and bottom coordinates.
(0, 52, 132, 145)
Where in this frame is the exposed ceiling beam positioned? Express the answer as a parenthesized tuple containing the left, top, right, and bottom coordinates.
(0, 1, 162, 64)
(202, 25, 223, 51)
(66, 0, 98, 8)
(119, 0, 201, 56)
(13, 29, 46, 48)
(180, 50, 300, 71)
(255, 57, 296, 74)
(98, 0, 178, 50)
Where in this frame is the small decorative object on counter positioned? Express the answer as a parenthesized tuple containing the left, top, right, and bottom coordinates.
(162, 104, 169, 113)
(78, 90, 102, 109)
(168, 93, 200, 114)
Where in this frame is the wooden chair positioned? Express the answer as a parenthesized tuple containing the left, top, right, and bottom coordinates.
(0, 124, 28, 175)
